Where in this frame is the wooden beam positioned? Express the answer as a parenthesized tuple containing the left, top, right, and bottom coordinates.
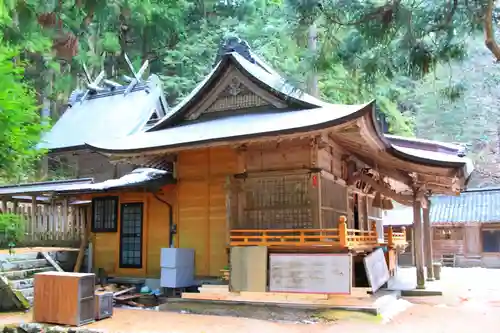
(423, 199, 434, 281)
(348, 172, 413, 206)
(74, 206, 91, 272)
(413, 194, 425, 289)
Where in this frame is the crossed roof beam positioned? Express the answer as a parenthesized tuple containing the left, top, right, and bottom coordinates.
(79, 54, 150, 103)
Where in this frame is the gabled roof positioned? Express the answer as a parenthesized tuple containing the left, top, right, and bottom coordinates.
(88, 103, 372, 153)
(83, 38, 473, 194)
(39, 75, 167, 152)
(149, 38, 327, 131)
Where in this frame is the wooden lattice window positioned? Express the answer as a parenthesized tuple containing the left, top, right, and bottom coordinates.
(237, 174, 313, 229)
(92, 197, 118, 232)
(320, 176, 347, 228)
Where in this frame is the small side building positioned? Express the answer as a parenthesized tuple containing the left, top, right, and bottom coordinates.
(38, 70, 168, 182)
(385, 187, 500, 268)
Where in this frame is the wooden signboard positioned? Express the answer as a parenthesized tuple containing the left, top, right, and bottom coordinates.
(364, 248, 390, 293)
(269, 253, 351, 294)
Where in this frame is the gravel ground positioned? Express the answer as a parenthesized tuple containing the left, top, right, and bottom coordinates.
(1, 267, 499, 333)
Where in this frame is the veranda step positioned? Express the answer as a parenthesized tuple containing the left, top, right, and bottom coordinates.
(0, 259, 49, 271)
(0, 266, 54, 279)
(9, 278, 34, 290)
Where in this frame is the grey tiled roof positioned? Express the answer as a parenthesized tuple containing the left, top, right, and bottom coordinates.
(431, 188, 500, 223)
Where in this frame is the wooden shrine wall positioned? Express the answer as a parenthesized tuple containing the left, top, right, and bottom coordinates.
(49, 150, 135, 182)
(176, 147, 237, 277)
(81, 190, 174, 279)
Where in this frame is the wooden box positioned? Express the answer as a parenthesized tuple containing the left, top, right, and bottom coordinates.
(95, 291, 114, 320)
(33, 272, 95, 326)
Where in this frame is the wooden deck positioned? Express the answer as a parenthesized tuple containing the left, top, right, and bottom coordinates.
(230, 223, 407, 250)
(383, 226, 407, 248)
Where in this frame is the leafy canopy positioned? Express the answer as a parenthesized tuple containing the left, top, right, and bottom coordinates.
(0, 4, 48, 182)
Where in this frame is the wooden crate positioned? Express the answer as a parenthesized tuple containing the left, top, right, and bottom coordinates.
(95, 291, 113, 320)
(33, 272, 95, 326)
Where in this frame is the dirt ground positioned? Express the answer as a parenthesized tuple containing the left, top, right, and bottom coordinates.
(1, 267, 500, 333)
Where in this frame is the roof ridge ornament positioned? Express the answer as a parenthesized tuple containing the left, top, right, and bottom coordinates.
(78, 64, 106, 104)
(215, 36, 256, 66)
(123, 53, 149, 96)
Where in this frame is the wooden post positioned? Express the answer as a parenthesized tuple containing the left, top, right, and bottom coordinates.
(339, 216, 348, 248)
(388, 226, 394, 248)
(413, 194, 425, 289)
(371, 220, 378, 240)
(31, 196, 37, 242)
(225, 176, 232, 246)
(74, 206, 91, 272)
(423, 199, 434, 281)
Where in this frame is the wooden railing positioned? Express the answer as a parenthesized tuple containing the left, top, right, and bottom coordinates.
(230, 216, 378, 249)
(384, 226, 407, 248)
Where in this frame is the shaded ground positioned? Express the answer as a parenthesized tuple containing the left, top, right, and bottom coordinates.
(1, 267, 499, 332)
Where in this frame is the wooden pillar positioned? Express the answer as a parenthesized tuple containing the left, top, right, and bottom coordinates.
(339, 216, 348, 248)
(423, 199, 434, 281)
(413, 195, 425, 289)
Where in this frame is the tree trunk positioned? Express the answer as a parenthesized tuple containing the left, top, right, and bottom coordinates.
(484, 0, 500, 61)
(306, 23, 318, 97)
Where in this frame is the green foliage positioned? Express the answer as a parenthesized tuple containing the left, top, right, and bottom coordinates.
(3, 0, 495, 181)
(407, 35, 500, 187)
(0, 42, 49, 182)
(0, 213, 25, 249)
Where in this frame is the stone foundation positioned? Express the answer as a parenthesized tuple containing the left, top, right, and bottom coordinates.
(2, 323, 104, 333)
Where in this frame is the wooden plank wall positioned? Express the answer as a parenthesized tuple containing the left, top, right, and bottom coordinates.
(177, 147, 237, 277)
(245, 140, 312, 172)
(49, 151, 135, 182)
(88, 190, 174, 278)
(463, 224, 482, 257)
(0, 202, 84, 247)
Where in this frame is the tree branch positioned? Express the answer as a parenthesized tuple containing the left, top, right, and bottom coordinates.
(323, 1, 400, 26)
(427, 0, 458, 32)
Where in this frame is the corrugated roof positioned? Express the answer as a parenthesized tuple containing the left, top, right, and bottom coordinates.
(383, 188, 500, 225)
(39, 76, 165, 151)
(432, 189, 500, 223)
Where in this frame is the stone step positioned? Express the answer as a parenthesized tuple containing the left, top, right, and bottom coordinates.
(0, 266, 55, 280)
(0, 259, 49, 272)
(15, 287, 34, 299)
(0, 253, 39, 262)
(9, 277, 34, 290)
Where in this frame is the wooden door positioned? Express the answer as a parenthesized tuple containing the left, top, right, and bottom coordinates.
(464, 225, 481, 257)
(119, 203, 144, 269)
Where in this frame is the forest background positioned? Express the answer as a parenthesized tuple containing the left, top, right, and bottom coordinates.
(1, 0, 500, 187)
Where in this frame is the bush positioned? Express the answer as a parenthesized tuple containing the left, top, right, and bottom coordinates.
(0, 213, 25, 249)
